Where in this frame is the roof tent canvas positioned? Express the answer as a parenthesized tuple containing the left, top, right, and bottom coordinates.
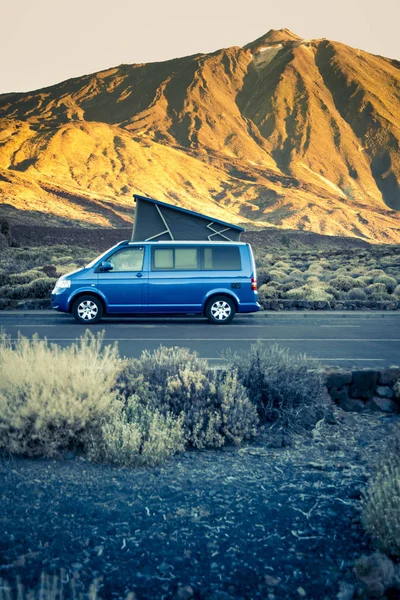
(131, 195, 244, 242)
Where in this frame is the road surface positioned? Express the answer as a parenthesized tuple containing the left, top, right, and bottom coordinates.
(1, 310, 399, 368)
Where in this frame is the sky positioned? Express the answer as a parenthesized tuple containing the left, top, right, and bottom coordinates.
(1, 0, 399, 94)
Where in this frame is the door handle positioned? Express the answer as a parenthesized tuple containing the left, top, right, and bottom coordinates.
(136, 272, 143, 278)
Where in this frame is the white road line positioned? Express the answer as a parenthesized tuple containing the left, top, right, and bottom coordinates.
(204, 357, 387, 362)
(6, 338, 400, 342)
(320, 325, 361, 328)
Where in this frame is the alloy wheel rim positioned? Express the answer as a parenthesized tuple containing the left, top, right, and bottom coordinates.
(77, 300, 98, 321)
(211, 300, 231, 321)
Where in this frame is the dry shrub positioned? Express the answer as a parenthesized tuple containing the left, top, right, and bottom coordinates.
(329, 275, 357, 292)
(225, 342, 326, 432)
(258, 283, 281, 299)
(0, 570, 135, 599)
(116, 346, 258, 448)
(361, 423, 400, 556)
(0, 277, 57, 299)
(86, 399, 184, 467)
(0, 333, 184, 467)
(347, 288, 368, 301)
(374, 275, 398, 293)
(361, 463, 400, 556)
(0, 332, 120, 457)
(303, 285, 333, 301)
(394, 380, 400, 400)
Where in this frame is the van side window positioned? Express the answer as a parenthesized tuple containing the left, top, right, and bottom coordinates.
(109, 248, 144, 271)
(152, 247, 199, 270)
(204, 246, 241, 270)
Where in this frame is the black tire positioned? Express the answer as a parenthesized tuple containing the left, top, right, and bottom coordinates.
(205, 295, 236, 324)
(72, 295, 103, 324)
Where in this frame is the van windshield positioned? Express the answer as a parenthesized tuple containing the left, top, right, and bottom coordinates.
(85, 248, 115, 269)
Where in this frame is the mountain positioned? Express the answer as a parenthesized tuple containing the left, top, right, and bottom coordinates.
(0, 29, 399, 243)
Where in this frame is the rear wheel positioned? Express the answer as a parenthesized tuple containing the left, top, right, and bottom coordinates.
(206, 295, 235, 324)
(72, 295, 103, 324)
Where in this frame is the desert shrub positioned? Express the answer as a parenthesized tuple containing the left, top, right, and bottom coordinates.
(329, 276, 357, 292)
(85, 399, 185, 467)
(258, 283, 281, 299)
(116, 346, 258, 448)
(1, 277, 57, 299)
(286, 287, 307, 300)
(0, 332, 121, 457)
(365, 283, 388, 297)
(256, 268, 271, 285)
(268, 269, 287, 282)
(0, 333, 185, 467)
(303, 286, 333, 302)
(361, 423, 400, 556)
(347, 288, 368, 301)
(374, 275, 397, 293)
(225, 342, 326, 431)
(273, 261, 290, 269)
(361, 463, 400, 556)
(325, 286, 340, 299)
(394, 380, 400, 399)
(353, 276, 369, 288)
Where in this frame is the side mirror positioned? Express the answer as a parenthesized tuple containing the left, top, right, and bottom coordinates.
(99, 260, 113, 272)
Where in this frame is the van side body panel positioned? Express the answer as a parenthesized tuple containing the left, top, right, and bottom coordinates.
(51, 241, 260, 317)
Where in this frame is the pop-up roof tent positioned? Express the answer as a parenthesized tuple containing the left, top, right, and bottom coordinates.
(131, 195, 244, 242)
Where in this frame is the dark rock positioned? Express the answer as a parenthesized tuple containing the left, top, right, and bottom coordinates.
(366, 396, 399, 413)
(333, 303, 344, 310)
(325, 369, 353, 388)
(375, 386, 394, 399)
(336, 391, 365, 412)
(270, 301, 282, 311)
(350, 370, 378, 399)
(378, 368, 400, 386)
(314, 301, 329, 309)
(295, 300, 311, 309)
(0, 298, 10, 310)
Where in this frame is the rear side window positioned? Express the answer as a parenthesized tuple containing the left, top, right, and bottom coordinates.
(151, 246, 242, 271)
(152, 247, 200, 270)
(204, 246, 241, 270)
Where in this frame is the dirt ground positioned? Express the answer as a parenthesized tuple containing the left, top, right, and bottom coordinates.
(0, 410, 397, 600)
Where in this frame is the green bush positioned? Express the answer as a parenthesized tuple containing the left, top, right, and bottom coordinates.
(347, 288, 368, 301)
(85, 399, 185, 467)
(0, 332, 186, 467)
(361, 463, 400, 556)
(225, 342, 326, 431)
(258, 283, 281, 299)
(0, 332, 121, 457)
(374, 275, 398, 293)
(329, 276, 357, 292)
(0, 277, 57, 299)
(361, 423, 400, 556)
(116, 346, 258, 448)
(365, 283, 388, 297)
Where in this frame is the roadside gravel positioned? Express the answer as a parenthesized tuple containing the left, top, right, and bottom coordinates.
(0, 410, 397, 600)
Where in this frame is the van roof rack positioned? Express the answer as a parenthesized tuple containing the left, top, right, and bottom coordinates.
(131, 195, 244, 242)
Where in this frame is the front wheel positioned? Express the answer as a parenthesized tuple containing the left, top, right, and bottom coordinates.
(72, 295, 103, 324)
(206, 295, 236, 324)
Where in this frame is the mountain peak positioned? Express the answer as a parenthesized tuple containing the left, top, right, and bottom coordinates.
(245, 28, 302, 50)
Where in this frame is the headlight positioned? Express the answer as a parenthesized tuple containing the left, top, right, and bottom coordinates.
(53, 279, 71, 292)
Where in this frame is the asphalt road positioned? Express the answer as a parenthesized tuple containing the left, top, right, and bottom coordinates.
(1, 310, 400, 368)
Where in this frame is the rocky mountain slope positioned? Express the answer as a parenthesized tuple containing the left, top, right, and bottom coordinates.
(0, 29, 399, 242)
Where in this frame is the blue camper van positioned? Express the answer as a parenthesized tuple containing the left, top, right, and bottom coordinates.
(51, 240, 260, 324)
